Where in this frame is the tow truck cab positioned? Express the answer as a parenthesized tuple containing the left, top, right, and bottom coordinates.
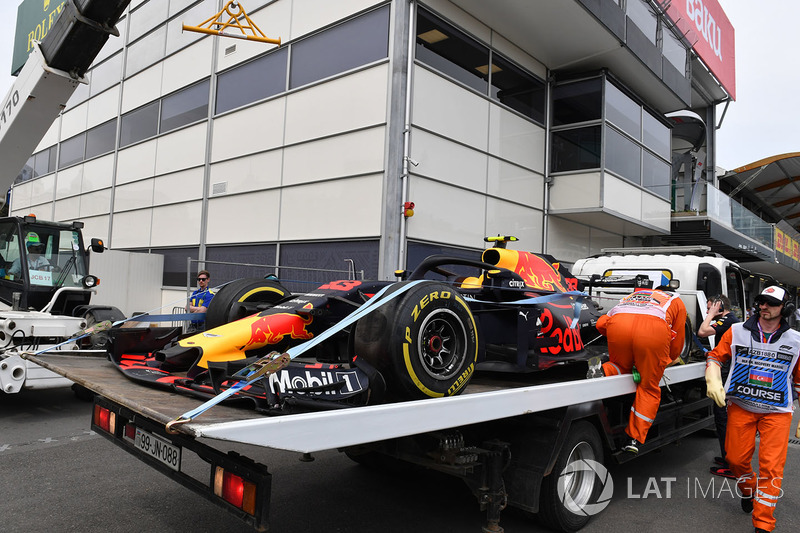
(0, 215, 104, 313)
(571, 246, 749, 336)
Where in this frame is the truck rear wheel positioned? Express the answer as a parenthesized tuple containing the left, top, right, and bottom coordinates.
(354, 282, 478, 400)
(205, 278, 290, 329)
(538, 421, 607, 532)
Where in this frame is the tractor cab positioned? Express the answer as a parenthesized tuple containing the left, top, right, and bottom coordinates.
(0, 215, 104, 314)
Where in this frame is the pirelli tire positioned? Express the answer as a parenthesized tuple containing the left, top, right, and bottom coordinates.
(205, 278, 290, 330)
(354, 281, 478, 401)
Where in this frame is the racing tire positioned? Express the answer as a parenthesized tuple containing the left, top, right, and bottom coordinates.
(537, 421, 606, 532)
(353, 281, 478, 401)
(205, 278, 290, 330)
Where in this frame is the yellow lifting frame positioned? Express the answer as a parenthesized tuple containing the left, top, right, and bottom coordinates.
(182, 0, 281, 45)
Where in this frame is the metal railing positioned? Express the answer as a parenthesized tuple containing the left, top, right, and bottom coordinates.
(184, 258, 366, 297)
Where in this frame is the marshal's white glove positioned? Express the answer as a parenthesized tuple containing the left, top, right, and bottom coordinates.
(705, 364, 726, 408)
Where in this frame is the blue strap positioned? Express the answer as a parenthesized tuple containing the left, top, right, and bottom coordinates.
(692, 333, 709, 353)
(172, 280, 426, 425)
(127, 313, 204, 322)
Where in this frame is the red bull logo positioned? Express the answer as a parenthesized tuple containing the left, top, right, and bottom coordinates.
(515, 252, 570, 293)
(245, 313, 314, 349)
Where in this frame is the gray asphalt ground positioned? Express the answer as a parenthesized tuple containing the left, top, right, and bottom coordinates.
(1, 386, 798, 532)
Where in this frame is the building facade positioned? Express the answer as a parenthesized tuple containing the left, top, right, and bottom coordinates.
(11, 0, 750, 291)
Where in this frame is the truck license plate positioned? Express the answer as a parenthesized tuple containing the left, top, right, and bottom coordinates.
(134, 428, 181, 471)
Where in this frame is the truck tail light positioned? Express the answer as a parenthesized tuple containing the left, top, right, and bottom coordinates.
(214, 466, 256, 515)
(93, 405, 116, 434)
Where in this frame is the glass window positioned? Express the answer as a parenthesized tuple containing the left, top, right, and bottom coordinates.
(58, 133, 86, 169)
(205, 244, 278, 283)
(551, 126, 602, 173)
(642, 112, 670, 159)
(642, 150, 670, 199)
(605, 126, 641, 184)
(160, 80, 209, 133)
(605, 82, 641, 140)
(216, 47, 288, 114)
(120, 102, 160, 147)
(151, 246, 199, 286)
(415, 8, 489, 94)
(34, 147, 56, 176)
(489, 54, 546, 125)
(627, 0, 657, 45)
(16, 158, 34, 184)
(290, 6, 390, 89)
(663, 28, 687, 74)
(552, 79, 602, 126)
(86, 119, 117, 159)
(279, 240, 378, 292)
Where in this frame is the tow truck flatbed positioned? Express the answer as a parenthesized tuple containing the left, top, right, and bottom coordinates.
(27, 352, 705, 452)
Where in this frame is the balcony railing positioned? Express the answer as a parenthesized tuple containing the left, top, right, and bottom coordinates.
(673, 180, 774, 249)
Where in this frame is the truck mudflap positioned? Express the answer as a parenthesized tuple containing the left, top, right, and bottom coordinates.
(91, 395, 271, 531)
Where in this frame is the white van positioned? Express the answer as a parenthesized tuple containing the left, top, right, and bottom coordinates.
(572, 246, 749, 357)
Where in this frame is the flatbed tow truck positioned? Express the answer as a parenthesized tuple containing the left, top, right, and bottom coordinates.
(2, 3, 713, 531)
(26, 350, 712, 533)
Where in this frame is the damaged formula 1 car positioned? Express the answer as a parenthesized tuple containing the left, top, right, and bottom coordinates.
(107, 237, 606, 413)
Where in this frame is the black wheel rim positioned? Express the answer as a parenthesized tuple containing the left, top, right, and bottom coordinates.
(415, 308, 467, 381)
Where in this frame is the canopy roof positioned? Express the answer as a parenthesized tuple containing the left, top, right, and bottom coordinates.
(721, 153, 800, 231)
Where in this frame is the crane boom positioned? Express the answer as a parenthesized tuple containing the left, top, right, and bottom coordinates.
(0, 0, 131, 206)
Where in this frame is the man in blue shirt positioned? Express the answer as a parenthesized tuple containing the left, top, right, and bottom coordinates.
(188, 270, 215, 331)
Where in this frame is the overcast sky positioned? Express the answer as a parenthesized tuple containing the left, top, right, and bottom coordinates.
(0, 0, 794, 173)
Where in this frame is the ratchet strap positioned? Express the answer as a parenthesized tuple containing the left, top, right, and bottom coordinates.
(166, 280, 425, 431)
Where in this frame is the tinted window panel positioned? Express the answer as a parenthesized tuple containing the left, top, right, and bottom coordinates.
(605, 126, 641, 184)
(58, 133, 86, 169)
(552, 79, 602, 126)
(643, 150, 670, 199)
(663, 28, 687, 74)
(151, 246, 199, 286)
(415, 8, 488, 93)
(290, 6, 390, 89)
(216, 47, 288, 114)
(34, 147, 56, 176)
(642, 112, 671, 159)
(205, 244, 278, 283)
(605, 82, 641, 140)
(551, 126, 602, 172)
(16, 157, 34, 183)
(120, 102, 159, 147)
(627, 0, 657, 45)
(86, 119, 117, 159)
(490, 54, 545, 124)
(160, 80, 209, 133)
(279, 240, 379, 293)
